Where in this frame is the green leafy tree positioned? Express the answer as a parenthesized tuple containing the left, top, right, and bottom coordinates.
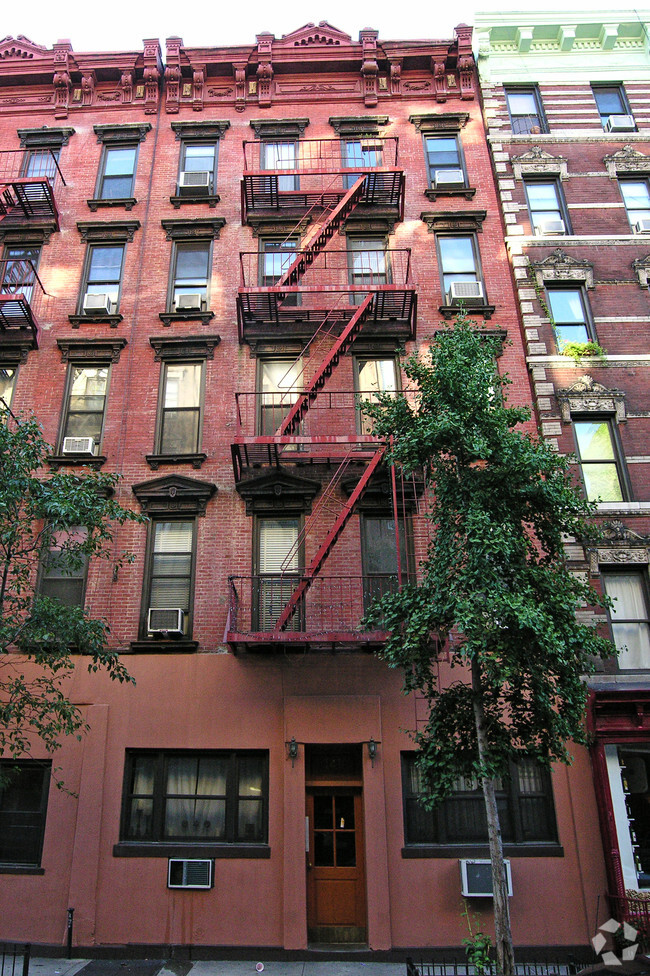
(363, 317, 614, 975)
(0, 409, 143, 759)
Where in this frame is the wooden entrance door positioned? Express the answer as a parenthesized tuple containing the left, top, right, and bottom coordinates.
(306, 790, 366, 943)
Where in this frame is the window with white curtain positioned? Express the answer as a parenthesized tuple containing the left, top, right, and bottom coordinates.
(602, 572, 650, 670)
(121, 751, 268, 845)
(354, 357, 397, 434)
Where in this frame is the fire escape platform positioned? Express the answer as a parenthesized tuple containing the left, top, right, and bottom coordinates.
(0, 179, 60, 229)
(0, 294, 38, 347)
(231, 436, 380, 482)
(226, 630, 389, 654)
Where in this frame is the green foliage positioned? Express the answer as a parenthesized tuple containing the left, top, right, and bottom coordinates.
(461, 904, 493, 975)
(0, 410, 144, 758)
(560, 341, 605, 363)
(362, 316, 614, 803)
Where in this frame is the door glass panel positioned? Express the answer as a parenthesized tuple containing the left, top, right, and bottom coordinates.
(336, 831, 356, 867)
(335, 795, 355, 829)
(314, 830, 334, 866)
(313, 794, 333, 829)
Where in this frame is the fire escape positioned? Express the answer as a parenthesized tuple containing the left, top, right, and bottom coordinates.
(0, 149, 65, 350)
(227, 137, 417, 652)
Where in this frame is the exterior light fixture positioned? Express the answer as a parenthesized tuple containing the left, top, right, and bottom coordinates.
(287, 737, 298, 767)
(368, 738, 377, 767)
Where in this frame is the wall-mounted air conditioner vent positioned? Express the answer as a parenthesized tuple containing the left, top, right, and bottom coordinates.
(535, 219, 566, 236)
(179, 171, 211, 193)
(448, 281, 484, 305)
(83, 294, 112, 314)
(168, 858, 213, 890)
(460, 859, 513, 898)
(434, 169, 465, 187)
(634, 219, 650, 234)
(148, 607, 184, 635)
(62, 436, 95, 456)
(176, 293, 204, 311)
(605, 114, 635, 133)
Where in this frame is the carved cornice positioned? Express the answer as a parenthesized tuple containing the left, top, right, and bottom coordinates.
(589, 522, 650, 572)
(421, 210, 487, 233)
(132, 474, 217, 516)
(170, 120, 231, 141)
(77, 220, 140, 243)
(556, 374, 626, 423)
(511, 146, 568, 181)
(329, 115, 388, 135)
(633, 254, 650, 288)
(161, 218, 226, 241)
(0, 340, 34, 364)
(604, 145, 649, 179)
(409, 112, 470, 132)
(56, 338, 127, 363)
(18, 126, 75, 148)
(249, 118, 309, 138)
(236, 471, 320, 515)
(530, 248, 594, 288)
(93, 123, 151, 144)
(149, 335, 221, 361)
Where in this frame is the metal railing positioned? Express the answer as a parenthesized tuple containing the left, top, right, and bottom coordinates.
(609, 892, 650, 949)
(238, 248, 412, 289)
(0, 944, 30, 976)
(407, 959, 582, 976)
(0, 259, 45, 336)
(243, 137, 399, 173)
(0, 149, 65, 189)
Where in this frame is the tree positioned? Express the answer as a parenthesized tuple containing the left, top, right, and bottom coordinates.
(362, 317, 614, 976)
(0, 408, 143, 760)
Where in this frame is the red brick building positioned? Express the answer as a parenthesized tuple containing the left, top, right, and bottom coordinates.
(0, 24, 606, 955)
(476, 9, 650, 932)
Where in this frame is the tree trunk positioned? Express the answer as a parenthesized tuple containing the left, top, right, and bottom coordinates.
(471, 659, 515, 976)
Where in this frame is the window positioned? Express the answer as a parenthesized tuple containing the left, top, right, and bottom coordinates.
(592, 85, 634, 130)
(342, 137, 382, 189)
(1, 245, 40, 304)
(505, 87, 547, 135)
(361, 515, 409, 610)
(402, 754, 557, 847)
(59, 365, 109, 457)
(179, 142, 218, 192)
(22, 148, 60, 180)
(120, 750, 268, 846)
(0, 367, 17, 412)
(258, 359, 302, 435)
(259, 238, 299, 306)
(80, 244, 124, 314)
(620, 180, 650, 232)
(0, 760, 50, 867)
(96, 145, 138, 201)
(143, 520, 196, 637)
(156, 361, 204, 455)
(254, 516, 302, 631)
(602, 572, 650, 670)
(38, 526, 89, 608)
(262, 141, 298, 192)
(524, 181, 569, 236)
(354, 357, 398, 435)
(169, 242, 211, 312)
(438, 235, 482, 302)
(546, 288, 591, 348)
(348, 238, 390, 293)
(424, 135, 466, 188)
(574, 420, 625, 503)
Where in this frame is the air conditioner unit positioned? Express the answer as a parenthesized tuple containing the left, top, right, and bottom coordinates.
(460, 859, 513, 898)
(605, 114, 636, 133)
(148, 607, 184, 635)
(62, 436, 95, 456)
(83, 293, 112, 314)
(535, 219, 566, 236)
(168, 858, 213, 890)
(634, 218, 650, 234)
(176, 293, 204, 311)
(434, 169, 465, 187)
(178, 171, 211, 193)
(448, 281, 485, 305)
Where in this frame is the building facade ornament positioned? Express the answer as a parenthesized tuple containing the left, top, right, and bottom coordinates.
(530, 248, 594, 288)
(556, 375, 626, 424)
(604, 145, 650, 179)
(511, 146, 568, 180)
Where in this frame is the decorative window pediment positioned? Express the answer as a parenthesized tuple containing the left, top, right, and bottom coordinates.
(590, 521, 650, 574)
(149, 334, 221, 362)
(171, 121, 230, 141)
(604, 145, 649, 179)
(277, 23, 351, 47)
(530, 248, 594, 289)
(56, 338, 127, 364)
(329, 116, 389, 135)
(18, 126, 75, 149)
(93, 123, 151, 145)
(132, 474, 217, 516)
(161, 218, 226, 241)
(633, 254, 650, 288)
(556, 374, 626, 424)
(511, 146, 568, 181)
(77, 220, 140, 243)
(409, 113, 469, 133)
(249, 119, 309, 139)
(421, 210, 487, 234)
(236, 471, 320, 515)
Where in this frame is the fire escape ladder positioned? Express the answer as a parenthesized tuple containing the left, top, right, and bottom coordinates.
(279, 295, 374, 435)
(274, 444, 387, 631)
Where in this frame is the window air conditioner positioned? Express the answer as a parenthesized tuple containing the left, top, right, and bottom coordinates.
(434, 169, 465, 187)
(148, 608, 184, 635)
(176, 293, 204, 311)
(535, 219, 566, 236)
(83, 293, 112, 314)
(168, 858, 213, 890)
(460, 859, 513, 898)
(62, 436, 95, 456)
(605, 114, 636, 133)
(178, 171, 211, 193)
(634, 218, 650, 234)
(448, 281, 485, 305)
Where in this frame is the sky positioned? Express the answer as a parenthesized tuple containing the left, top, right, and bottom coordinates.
(2, 0, 635, 52)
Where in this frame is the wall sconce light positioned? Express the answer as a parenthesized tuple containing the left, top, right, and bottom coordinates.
(368, 738, 377, 767)
(287, 737, 298, 767)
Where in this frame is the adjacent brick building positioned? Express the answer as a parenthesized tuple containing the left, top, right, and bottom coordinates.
(475, 8, 650, 927)
(0, 22, 608, 955)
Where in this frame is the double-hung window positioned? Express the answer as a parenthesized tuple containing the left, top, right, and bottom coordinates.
(81, 244, 124, 315)
(260, 238, 299, 307)
(573, 420, 626, 503)
(348, 238, 389, 304)
(546, 288, 591, 348)
(258, 359, 302, 436)
(254, 516, 302, 632)
(1, 245, 40, 305)
(438, 235, 483, 304)
(178, 142, 218, 195)
(156, 362, 204, 456)
(144, 520, 196, 637)
(262, 141, 298, 192)
(620, 180, 650, 233)
(96, 146, 138, 201)
(424, 135, 466, 189)
(361, 514, 409, 610)
(0, 760, 51, 867)
(505, 87, 547, 135)
(342, 137, 382, 189)
(524, 181, 568, 236)
(23, 148, 60, 181)
(602, 571, 650, 670)
(402, 753, 558, 847)
(0, 366, 17, 412)
(59, 364, 109, 457)
(38, 526, 89, 608)
(120, 750, 268, 847)
(592, 85, 635, 131)
(170, 242, 211, 312)
(354, 357, 398, 435)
